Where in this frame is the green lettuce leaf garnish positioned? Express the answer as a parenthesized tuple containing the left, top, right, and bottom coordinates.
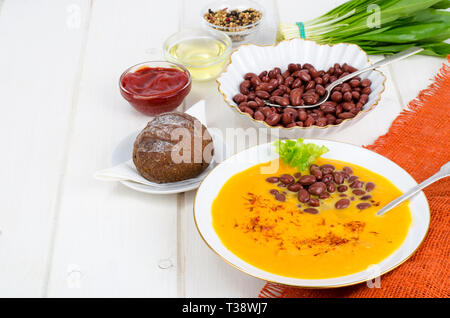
(273, 138, 329, 172)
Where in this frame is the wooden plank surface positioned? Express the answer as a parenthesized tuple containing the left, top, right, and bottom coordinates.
(0, 0, 89, 297)
(45, 0, 181, 297)
(388, 56, 446, 107)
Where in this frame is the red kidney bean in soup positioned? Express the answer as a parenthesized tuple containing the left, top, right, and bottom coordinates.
(263, 159, 381, 212)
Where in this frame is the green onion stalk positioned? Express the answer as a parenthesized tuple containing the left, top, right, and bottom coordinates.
(277, 0, 450, 57)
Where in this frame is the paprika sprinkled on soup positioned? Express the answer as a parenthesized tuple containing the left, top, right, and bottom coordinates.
(211, 158, 411, 279)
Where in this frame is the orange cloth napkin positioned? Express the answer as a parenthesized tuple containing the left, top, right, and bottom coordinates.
(259, 57, 450, 298)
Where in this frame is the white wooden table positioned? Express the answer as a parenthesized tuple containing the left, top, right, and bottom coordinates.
(0, 0, 445, 297)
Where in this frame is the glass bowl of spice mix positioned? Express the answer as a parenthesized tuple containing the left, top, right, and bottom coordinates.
(201, 0, 265, 44)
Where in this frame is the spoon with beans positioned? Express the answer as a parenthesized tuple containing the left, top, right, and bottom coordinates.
(265, 47, 424, 109)
(377, 161, 450, 216)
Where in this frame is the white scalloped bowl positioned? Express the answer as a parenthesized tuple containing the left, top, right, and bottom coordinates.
(217, 39, 386, 138)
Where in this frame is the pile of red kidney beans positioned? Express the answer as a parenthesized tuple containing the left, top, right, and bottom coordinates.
(266, 163, 376, 214)
(233, 63, 372, 128)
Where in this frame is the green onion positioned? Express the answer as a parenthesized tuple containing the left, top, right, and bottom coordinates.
(278, 0, 450, 57)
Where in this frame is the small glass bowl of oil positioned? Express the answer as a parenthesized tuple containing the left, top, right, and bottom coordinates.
(163, 28, 232, 81)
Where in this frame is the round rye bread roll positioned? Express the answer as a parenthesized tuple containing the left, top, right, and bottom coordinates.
(133, 112, 214, 183)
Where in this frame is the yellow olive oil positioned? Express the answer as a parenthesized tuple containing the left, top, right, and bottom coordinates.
(167, 37, 229, 81)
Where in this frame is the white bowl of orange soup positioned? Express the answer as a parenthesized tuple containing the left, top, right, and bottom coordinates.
(193, 140, 429, 288)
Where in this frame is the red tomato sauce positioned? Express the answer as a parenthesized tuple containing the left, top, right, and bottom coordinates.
(120, 66, 191, 116)
(121, 67, 189, 96)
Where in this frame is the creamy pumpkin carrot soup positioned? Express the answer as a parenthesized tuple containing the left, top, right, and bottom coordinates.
(212, 158, 412, 279)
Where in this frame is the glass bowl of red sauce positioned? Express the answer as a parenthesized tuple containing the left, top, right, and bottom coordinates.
(119, 61, 191, 116)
